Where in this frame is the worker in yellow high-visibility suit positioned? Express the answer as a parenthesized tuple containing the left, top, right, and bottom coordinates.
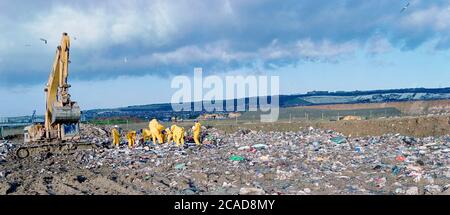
(142, 128, 151, 143)
(171, 125, 185, 147)
(112, 125, 120, 147)
(149, 119, 165, 144)
(127, 130, 137, 148)
(193, 120, 202, 145)
(165, 127, 173, 144)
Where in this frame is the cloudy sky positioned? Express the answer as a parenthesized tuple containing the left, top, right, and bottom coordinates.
(1, 0, 450, 116)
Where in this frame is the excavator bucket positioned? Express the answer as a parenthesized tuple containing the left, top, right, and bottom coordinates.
(51, 104, 81, 124)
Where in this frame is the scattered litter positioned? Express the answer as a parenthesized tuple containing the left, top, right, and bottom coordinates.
(175, 163, 186, 170)
(239, 187, 265, 195)
(259, 155, 270, 162)
(76, 175, 87, 183)
(395, 155, 406, 162)
(425, 185, 441, 194)
(391, 166, 401, 175)
(229, 155, 245, 161)
(252, 144, 268, 150)
(402, 137, 417, 145)
(6, 182, 20, 194)
(238, 146, 251, 151)
(330, 136, 346, 144)
(406, 187, 419, 195)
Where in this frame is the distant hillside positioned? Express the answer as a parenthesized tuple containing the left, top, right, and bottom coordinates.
(82, 87, 450, 121)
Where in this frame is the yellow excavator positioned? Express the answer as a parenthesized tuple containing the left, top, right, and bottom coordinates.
(17, 33, 92, 158)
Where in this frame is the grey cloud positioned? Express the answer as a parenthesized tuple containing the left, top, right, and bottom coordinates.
(1, 0, 450, 87)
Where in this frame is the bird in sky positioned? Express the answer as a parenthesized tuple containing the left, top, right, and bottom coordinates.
(39, 38, 47, 44)
(401, 2, 410, 13)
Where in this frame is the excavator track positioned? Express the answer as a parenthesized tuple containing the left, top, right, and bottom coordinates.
(16, 141, 95, 159)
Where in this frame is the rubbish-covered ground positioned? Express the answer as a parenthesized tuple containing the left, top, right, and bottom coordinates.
(1, 124, 450, 195)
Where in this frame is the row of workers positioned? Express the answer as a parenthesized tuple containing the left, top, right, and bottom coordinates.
(111, 119, 202, 148)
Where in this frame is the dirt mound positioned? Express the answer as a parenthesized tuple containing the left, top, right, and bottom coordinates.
(304, 99, 450, 115)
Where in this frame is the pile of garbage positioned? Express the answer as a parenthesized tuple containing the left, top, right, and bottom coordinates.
(1, 125, 450, 195)
(80, 124, 112, 147)
(0, 140, 15, 163)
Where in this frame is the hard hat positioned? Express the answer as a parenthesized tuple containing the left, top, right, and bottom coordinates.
(114, 125, 118, 128)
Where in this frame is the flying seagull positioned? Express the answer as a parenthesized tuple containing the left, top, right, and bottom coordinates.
(401, 2, 410, 13)
(40, 38, 47, 44)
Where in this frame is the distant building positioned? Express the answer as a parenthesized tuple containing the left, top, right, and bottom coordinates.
(0, 117, 8, 124)
(307, 91, 329, 95)
(228, 112, 242, 118)
(197, 113, 227, 120)
(340, 115, 363, 121)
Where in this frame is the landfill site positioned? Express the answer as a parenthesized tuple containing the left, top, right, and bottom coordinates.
(2, 1, 450, 198)
(0, 32, 450, 195)
(1, 114, 450, 195)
